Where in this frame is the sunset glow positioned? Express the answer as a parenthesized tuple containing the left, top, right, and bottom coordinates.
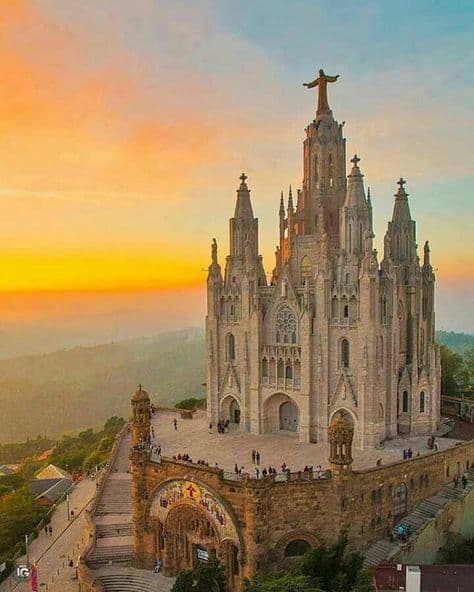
(0, 1, 472, 332)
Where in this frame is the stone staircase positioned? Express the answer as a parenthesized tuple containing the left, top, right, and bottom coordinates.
(96, 522, 134, 538)
(96, 474, 132, 515)
(96, 565, 174, 592)
(87, 544, 134, 567)
(364, 471, 473, 567)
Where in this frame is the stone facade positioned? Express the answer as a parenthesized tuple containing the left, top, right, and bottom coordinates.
(131, 403, 474, 591)
(206, 78, 440, 450)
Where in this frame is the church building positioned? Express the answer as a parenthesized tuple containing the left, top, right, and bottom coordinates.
(206, 70, 440, 449)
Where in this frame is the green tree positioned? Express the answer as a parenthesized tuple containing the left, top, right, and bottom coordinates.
(298, 535, 367, 592)
(440, 535, 474, 564)
(440, 345, 470, 396)
(243, 573, 324, 592)
(171, 559, 226, 592)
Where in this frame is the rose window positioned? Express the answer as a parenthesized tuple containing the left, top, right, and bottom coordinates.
(275, 305, 297, 343)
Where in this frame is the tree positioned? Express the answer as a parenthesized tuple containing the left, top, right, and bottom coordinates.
(242, 573, 324, 592)
(440, 345, 470, 396)
(171, 559, 226, 592)
(440, 535, 474, 564)
(298, 535, 368, 592)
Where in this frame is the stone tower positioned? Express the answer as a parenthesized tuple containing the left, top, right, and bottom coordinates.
(130, 384, 151, 446)
(206, 71, 440, 450)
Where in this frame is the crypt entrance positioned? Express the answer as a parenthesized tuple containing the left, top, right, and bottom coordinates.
(149, 479, 242, 590)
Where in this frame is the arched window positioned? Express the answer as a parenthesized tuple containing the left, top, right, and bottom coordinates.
(277, 359, 284, 379)
(285, 362, 293, 380)
(300, 256, 312, 284)
(262, 358, 268, 378)
(402, 391, 409, 413)
(331, 297, 338, 319)
(343, 305, 349, 318)
(341, 339, 350, 368)
(419, 391, 426, 413)
(328, 154, 334, 188)
(227, 333, 235, 361)
(345, 273, 350, 285)
(393, 483, 407, 517)
(284, 539, 310, 557)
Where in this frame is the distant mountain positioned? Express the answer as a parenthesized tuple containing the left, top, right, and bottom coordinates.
(0, 327, 471, 443)
(0, 328, 205, 442)
(436, 330, 474, 354)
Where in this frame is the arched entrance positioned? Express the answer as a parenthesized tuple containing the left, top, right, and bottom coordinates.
(220, 396, 241, 429)
(149, 479, 242, 589)
(229, 399, 241, 424)
(279, 401, 299, 432)
(263, 393, 300, 435)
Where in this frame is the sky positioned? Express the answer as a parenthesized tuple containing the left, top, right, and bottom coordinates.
(0, 0, 472, 338)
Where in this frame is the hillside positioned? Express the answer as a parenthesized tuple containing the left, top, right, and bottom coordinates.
(0, 327, 471, 443)
(436, 331, 474, 354)
(0, 328, 205, 442)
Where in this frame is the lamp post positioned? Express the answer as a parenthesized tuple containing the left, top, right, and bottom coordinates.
(25, 534, 29, 566)
(66, 494, 70, 521)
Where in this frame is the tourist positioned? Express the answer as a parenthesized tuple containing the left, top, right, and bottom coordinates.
(262, 467, 268, 478)
(434, 441, 439, 451)
(173, 418, 178, 431)
(48, 525, 53, 537)
(69, 559, 74, 568)
(256, 451, 260, 465)
(403, 449, 407, 460)
(234, 463, 239, 475)
(154, 558, 162, 573)
(281, 462, 287, 473)
(208, 422, 213, 433)
(255, 467, 260, 479)
(453, 474, 459, 488)
(251, 450, 256, 464)
(462, 474, 468, 489)
(407, 448, 413, 459)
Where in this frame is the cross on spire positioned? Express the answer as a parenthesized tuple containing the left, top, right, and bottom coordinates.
(239, 172, 248, 184)
(138, 383, 143, 391)
(397, 177, 406, 189)
(351, 154, 360, 165)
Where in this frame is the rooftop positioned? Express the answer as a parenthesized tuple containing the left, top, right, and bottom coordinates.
(374, 564, 474, 592)
(151, 411, 460, 474)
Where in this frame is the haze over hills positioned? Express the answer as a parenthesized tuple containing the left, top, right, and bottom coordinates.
(0, 328, 471, 443)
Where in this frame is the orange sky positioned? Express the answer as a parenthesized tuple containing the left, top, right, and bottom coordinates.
(0, 1, 472, 333)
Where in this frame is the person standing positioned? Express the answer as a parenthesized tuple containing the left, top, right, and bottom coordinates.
(256, 451, 260, 465)
(173, 418, 178, 431)
(251, 450, 256, 464)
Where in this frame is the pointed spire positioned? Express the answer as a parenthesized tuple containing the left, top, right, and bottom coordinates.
(234, 172, 254, 220)
(391, 177, 413, 224)
(279, 190, 285, 215)
(367, 186, 372, 208)
(288, 185, 294, 212)
(345, 154, 366, 208)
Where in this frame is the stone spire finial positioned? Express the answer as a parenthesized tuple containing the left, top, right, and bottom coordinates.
(279, 190, 285, 215)
(424, 240, 431, 266)
(367, 186, 372, 206)
(288, 185, 294, 212)
(351, 154, 361, 166)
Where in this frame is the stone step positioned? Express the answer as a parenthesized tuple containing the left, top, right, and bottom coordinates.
(87, 545, 134, 568)
(96, 523, 134, 538)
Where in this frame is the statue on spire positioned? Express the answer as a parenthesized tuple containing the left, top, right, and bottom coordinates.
(211, 238, 218, 265)
(303, 69, 339, 114)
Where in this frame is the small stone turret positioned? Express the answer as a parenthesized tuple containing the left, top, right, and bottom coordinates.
(328, 412, 354, 471)
(131, 384, 151, 447)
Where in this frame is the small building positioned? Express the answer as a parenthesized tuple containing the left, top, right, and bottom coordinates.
(374, 563, 474, 591)
(35, 463, 72, 481)
(34, 478, 72, 506)
(0, 464, 18, 476)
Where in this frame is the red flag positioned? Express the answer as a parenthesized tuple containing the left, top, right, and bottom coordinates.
(30, 563, 38, 592)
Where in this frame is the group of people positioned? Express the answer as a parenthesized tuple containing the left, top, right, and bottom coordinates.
(172, 453, 217, 469)
(210, 419, 230, 434)
(390, 524, 411, 542)
(453, 473, 469, 489)
(427, 435, 439, 451)
(402, 448, 415, 460)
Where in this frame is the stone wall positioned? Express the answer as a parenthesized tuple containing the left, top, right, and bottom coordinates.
(133, 439, 474, 590)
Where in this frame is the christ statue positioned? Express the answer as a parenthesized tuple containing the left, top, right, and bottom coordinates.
(303, 69, 339, 114)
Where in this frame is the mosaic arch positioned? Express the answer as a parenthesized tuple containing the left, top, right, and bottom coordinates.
(149, 479, 239, 543)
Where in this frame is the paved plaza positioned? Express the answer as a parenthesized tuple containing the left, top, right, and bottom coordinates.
(151, 410, 460, 473)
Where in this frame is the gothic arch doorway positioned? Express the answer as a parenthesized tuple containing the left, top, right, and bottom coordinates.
(263, 393, 300, 435)
(220, 396, 241, 429)
(279, 401, 299, 432)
